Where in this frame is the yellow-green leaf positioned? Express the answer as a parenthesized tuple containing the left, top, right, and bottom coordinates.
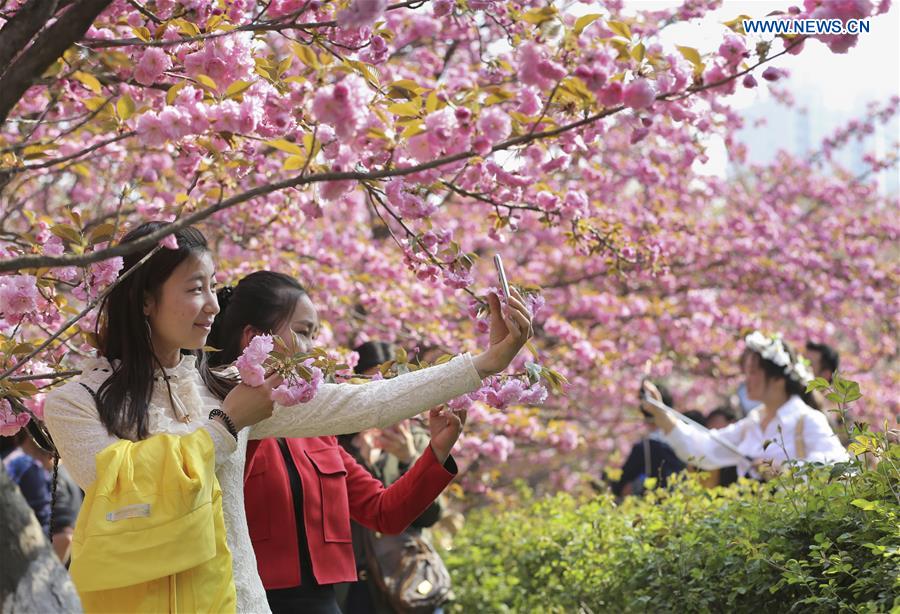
(401, 121, 425, 138)
(293, 43, 320, 69)
(677, 45, 703, 68)
(723, 14, 752, 34)
(607, 20, 632, 40)
(88, 222, 116, 244)
(132, 25, 151, 41)
(387, 100, 420, 117)
(388, 79, 423, 94)
(302, 133, 321, 159)
(74, 71, 102, 94)
(166, 81, 187, 105)
(194, 74, 218, 91)
(523, 6, 557, 25)
(283, 155, 306, 171)
(82, 97, 108, 112)
(277, 56, 293, 77)
(116, 94, 136, 120)
(170, 17, 201, 36)
(574, 13, 601, 35)
(225, 80, 253, 99)
(267, 139, 304, 155)
(51, 223, 82, 244)
(425, 90, 440, 113)
(631, 41, 646, 63)
(22, 144, 56, 159)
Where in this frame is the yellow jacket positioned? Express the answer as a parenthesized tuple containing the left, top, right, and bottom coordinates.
(70, 428, 236, 613)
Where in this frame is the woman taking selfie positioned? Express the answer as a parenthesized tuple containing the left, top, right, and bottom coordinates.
(207, 271, 465, 614)
(641, 331, 848, 480)
(43, 222, 533, 612)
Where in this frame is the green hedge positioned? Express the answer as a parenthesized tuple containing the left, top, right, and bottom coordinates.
(446, 441, 899, 613)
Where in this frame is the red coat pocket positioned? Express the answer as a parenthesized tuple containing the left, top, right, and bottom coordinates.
(305, 447, 351, 543)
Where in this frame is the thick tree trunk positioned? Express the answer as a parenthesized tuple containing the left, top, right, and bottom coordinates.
(0, 469, 82, 613)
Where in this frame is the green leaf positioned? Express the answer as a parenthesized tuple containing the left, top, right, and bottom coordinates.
(194, 73, 218, 91)
(630, 42, 646, 63)
(574, 13, 601, 35)
(51, 223, 82, 244)
(116, 94, 136, 121)
(805, 377, 830, 393)
(723, 14, 752, 34)
(522, 6, 557, 25)
(268, 138, 304, 155)
(283, 155, 306, 171)
(88, 222, 116, 245)
(387, 100, 420, 117)
(225, 80, 254, 99)
(676, 45, 703, 69)
(607, 20, 632, 40)
(850, 499, 876, 511)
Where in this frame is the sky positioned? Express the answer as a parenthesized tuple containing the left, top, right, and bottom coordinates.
(613, 0, 900, 188)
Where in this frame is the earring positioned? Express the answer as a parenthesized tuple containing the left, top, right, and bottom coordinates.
(145, 319, 152, 339)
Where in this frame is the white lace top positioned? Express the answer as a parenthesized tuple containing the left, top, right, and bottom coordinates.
(43, 353, 482, 613)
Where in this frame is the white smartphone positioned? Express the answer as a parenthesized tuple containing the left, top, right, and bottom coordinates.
(493, 254, 511, 299)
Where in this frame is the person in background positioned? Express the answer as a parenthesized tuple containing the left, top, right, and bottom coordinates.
(805, 341, 839, 384)
(805, 340, 850, 446)
(642, 332, 848, 481)
(700, 405, 740, 488)
(337, 341, 448, 614)
(0, 431, 82, 562)
(611, 381, 686, 498)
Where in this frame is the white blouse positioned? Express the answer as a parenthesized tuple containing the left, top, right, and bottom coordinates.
(664, 395, 849, 479)
(43, 353, 482, 613)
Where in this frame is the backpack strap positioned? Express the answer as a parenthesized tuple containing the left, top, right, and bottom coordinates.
(794, 415, 806, 460)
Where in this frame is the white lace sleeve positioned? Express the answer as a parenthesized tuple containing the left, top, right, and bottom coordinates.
(250, 353, 482, 440)
(43, 382, 119, 490)
(43, 382, 237, 490)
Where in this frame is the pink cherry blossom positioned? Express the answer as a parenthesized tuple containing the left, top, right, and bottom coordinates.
(0, 399, 31, 437)
(477, 108, 511, 143)
(623, 79, 656, 110)
(337, 0, 388, 28)
(0, 275, 39, 321)
(133, 48, 172, 86)
(237, 334, 274, 386)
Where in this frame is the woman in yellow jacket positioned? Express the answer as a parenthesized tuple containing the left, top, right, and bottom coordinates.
(44, 222, 534, 612)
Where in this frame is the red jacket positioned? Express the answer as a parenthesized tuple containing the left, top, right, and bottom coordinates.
(243, 436, 456, 589)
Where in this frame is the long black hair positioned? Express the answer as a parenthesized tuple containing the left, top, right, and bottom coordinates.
(747, 340, 820, 410)
(207, 271, 308, 370)
(95, 221, 214, 439)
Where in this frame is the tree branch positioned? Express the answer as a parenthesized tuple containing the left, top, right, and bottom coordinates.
(0, 0, 114, 124)
(0, 0, 59, 73)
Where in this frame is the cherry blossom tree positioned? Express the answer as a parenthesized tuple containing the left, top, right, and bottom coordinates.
(1, 0, 897, 499)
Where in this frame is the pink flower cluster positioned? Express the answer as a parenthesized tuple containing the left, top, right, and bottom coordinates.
(337, 0, 388, 28)
(311, 75, 371, 139)
(0, 275, 39, 324)
(183, 33, 254, 86)
(517, 42, 567, 89)
(0, 398, 30, 437)
(72, 255, 123, 301)
(385, 179, 436, 219)
(237, 334, 274, 386)
(133, 48, 172, 86)
(483, 378, 548, 410)
(805, 0, 873, 53)
(271, 360, 324, 405)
